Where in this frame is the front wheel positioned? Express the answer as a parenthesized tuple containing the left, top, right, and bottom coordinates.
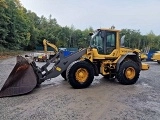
(117, 60, 140, 85)
(66, 61, 94, 89)
(157, 60, 160, 64)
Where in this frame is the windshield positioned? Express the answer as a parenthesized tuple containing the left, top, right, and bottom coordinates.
(90, 30, 102, 47)
(90, 30, 104, 53)
(90, 30, 116, 54)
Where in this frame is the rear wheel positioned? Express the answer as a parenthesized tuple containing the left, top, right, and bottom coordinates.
(157, 60, 160, 64)
(66, 61, 94, 89)
(117, 60, 140, 85)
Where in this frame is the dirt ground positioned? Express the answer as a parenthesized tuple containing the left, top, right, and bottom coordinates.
(0, 56, 160, 120)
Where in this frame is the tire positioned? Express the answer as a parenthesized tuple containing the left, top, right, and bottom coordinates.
(157, 60, 160, 64)
(117, 60, 140, 85)
(61, 70, 67, 80)
(66, 61, 94, 89)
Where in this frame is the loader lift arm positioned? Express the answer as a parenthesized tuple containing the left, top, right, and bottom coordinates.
(37, 48, 87, 83)
(0, 48, 87, 97)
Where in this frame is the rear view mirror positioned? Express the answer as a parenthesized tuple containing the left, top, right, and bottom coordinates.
(121, 35, 125, 47)
(89, 32, 93, 36)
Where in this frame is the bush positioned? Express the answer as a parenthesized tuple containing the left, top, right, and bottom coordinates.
(0, 45, 6, 52)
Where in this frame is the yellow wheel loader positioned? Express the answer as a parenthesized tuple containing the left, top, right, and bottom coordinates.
(140, 47, 150, 61)
(151, 51, 160, 64)
(0, 28, 149, 97)
(140, 53, 148, 61)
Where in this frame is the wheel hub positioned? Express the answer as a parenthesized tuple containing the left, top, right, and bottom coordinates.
(125, 67, 135, 80)
(75, 68, 88, 83)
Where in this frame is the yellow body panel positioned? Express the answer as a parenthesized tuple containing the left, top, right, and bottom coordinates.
(140, 53, 148, 60)
(151, 52, 160, 61)
(141, 63, 149, 70)
(38, 56, 42, 59)
(82, 46, 149, 75)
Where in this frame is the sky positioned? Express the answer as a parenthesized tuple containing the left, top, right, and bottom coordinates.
(20, 0, 160, 35)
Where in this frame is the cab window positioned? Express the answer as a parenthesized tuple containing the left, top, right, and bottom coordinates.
(91, 32, 104, 53)
(106, 32, 116, 54)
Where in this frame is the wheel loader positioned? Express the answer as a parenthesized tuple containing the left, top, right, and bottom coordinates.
(140, 53, 148, 61)
(0, 28, 149, 97)
(151, 51, 160, 64)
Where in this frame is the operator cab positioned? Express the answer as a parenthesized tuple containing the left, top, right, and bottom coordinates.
(90, 29, 116, 55)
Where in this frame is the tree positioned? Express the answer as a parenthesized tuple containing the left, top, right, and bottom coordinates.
(120, 29, 142, 49)
(0, 0, 9, 48)
(146, 31, 157, 50)
(1, 0, 159, 51)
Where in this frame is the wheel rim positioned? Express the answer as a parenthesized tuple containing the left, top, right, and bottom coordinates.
(75, 68, 89, 83)
(125, 67, 135, 80)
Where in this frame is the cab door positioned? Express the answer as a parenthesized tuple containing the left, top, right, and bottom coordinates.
(105, 31, 116, 55)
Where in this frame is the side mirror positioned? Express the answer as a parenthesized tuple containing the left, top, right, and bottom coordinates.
(121, 35, 125, 47)
(89, 32, 93, 36)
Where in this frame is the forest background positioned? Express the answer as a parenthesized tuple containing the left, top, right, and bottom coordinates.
(0, 0, 160, 54)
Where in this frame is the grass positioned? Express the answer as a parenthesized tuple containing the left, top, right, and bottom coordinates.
(0, 50, 24, 60)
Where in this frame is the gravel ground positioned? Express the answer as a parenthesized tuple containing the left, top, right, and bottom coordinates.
(0, 56, 160, 120)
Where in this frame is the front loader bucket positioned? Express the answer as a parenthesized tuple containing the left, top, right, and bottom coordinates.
(0, 56, 37, 98)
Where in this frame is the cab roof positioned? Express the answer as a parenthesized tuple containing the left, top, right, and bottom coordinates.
(98, 28, 120, 32)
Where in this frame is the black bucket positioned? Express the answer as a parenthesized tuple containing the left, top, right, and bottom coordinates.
(0, 56, 37, 97)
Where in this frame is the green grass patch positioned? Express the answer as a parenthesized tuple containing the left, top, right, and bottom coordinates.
(0, 50, 25, 59)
